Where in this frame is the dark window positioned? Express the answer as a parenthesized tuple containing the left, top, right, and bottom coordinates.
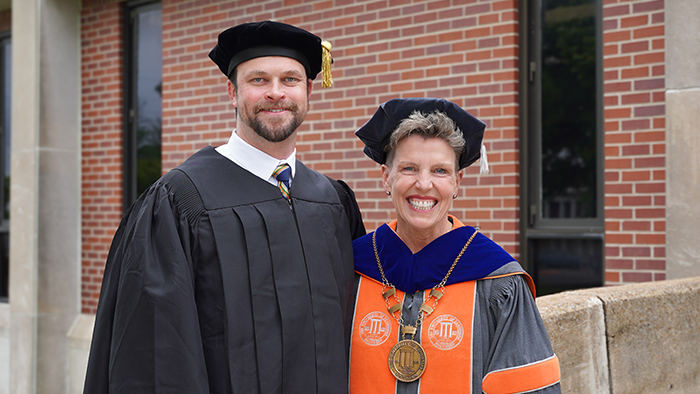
(124, 1, 162, 209)
(522, 0, 604, 295)
(0, 34, 10, 301)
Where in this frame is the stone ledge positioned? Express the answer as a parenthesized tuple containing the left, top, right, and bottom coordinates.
(64, 278, 700, 394)
(538, 277, 700, 394)
(537, 292, 609, 393)
(67, 314, 94, 394)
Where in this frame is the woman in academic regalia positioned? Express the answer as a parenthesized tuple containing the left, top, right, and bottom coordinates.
(349, 98, 561, 394)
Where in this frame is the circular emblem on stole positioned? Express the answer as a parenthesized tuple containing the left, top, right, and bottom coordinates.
(359, 311, 392, 346)
(428, 314, 464, 350)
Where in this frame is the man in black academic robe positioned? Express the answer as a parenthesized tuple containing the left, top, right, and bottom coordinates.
(84, 21, 365, 394)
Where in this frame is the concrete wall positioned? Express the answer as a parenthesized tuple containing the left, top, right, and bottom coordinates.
(538, 276, 700, 394)
(63, 277, 700, 394)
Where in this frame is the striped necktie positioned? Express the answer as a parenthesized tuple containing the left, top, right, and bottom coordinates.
(272, 163, 292, 200)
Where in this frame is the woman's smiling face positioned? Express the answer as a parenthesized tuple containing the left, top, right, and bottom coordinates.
(382, 134, 463, 242)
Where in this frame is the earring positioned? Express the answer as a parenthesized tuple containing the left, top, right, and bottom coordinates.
(386, 191, 391, 196)
(453, 194, 457, 199)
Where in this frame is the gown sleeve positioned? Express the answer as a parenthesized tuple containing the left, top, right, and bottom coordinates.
(481, 275, 562, 394)
(326, 177, 366, 240)
(83, 181, 209, 393)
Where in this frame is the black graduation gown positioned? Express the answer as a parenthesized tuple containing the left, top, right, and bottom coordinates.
(84, 146, 365, 394)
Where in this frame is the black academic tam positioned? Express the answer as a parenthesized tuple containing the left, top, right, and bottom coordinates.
(84, 146, 364, 393)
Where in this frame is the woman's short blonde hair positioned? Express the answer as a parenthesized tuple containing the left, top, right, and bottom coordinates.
(384, 110, 466, 168)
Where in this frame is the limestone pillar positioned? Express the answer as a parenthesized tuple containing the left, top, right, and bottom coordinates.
(10, 0, 81, 392)
(666, 1, 700, 279)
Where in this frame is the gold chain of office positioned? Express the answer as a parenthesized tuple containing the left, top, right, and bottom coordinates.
(371, 228, 479, 382)
(371, 228, 479, 338)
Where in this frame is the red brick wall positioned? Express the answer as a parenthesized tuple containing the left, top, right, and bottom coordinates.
(80, 0, 522, 312)
(80, 0, 669, 312)
(161, 1, 233, 169)
(303, 0, 523, 257)
(81, 2, 124, 313)
(602, 0, 666, 284)
(160, 0, 522, 245)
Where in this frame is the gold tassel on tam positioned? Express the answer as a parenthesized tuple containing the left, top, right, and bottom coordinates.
(321, 40, 333, 88)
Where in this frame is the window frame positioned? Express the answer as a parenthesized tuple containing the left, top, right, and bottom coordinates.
(0, 32, 10, 301)
(122, 0, 162, 211)
(519, 0, 605, 292)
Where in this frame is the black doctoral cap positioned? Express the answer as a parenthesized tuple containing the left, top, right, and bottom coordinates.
(355, 98, 487, 170)
(208, 20, 333, 87)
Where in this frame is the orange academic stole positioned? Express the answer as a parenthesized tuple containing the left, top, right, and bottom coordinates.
(350, 275, 476, 394)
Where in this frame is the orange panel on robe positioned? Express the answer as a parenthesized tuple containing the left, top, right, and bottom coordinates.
(350, 275, 476, 394)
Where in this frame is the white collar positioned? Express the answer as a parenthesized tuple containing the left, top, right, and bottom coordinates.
(215, 129, 296, 186)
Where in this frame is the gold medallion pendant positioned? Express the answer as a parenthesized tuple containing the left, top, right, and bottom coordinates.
(387, 339, 427, 382)
(373, 228, 479, 383)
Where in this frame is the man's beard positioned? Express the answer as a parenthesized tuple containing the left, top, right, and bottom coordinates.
(243, 101, 306, 143)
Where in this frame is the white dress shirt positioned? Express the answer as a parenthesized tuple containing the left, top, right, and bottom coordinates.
(215, 129, 296, 187)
